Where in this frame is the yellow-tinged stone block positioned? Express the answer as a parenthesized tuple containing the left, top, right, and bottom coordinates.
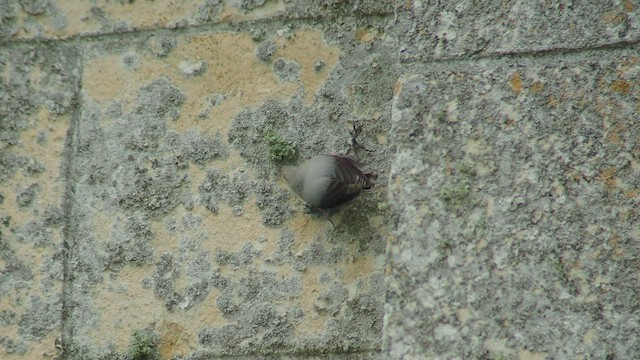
(0, 108, 69, 359)
(83, 29, 339, 135)
(72, 25, 386, 357)
(8, 0, 295, 41)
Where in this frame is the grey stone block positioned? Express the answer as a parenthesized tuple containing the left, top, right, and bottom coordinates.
(396, 1, 640, 61)
(386, 49, 640, 358)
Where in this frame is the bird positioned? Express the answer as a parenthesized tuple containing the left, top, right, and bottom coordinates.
(282, 154, 374, 208)
(281, 125, 374, 227)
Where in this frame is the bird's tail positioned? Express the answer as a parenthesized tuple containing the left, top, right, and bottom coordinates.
(362, 173, 376, 189)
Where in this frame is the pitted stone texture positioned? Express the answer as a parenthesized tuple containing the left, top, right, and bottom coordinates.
(175, 352, 383, 360)
(64, 23, 391, 358)
(0, 0, 223, 42)
(0, 0, 394, 42)
(386, 50, 640, 358)
(0, 44, 79, 359)
(396, 0, 640, 61)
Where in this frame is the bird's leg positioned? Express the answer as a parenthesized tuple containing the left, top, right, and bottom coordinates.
(327, 217, 336, 230)
(346, 121, 373, 160)
(319, 208, 337, 230)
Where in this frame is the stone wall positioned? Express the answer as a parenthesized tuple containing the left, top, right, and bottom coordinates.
(0, 1, 637, 359)
(388, 1, 640, 359)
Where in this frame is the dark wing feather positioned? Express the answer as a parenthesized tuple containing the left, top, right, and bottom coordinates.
(317, 155, 373, 209)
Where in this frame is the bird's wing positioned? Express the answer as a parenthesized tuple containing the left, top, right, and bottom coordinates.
(317, 156, 372, 209)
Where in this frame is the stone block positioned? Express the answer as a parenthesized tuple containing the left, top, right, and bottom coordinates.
(387, 49, 640, 358)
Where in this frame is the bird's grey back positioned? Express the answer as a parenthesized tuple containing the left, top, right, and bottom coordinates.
(300, 156, 337, 207)
(283, 155, 373, 209)
(305, 155, 370, 209)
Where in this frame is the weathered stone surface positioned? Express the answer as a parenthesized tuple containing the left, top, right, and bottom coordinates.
(0, 44, 80, 359)
(59, 17, 394, 358)
(0, 0, 394, 42)
(387, 49, 640, 359)
(3, 0, 636, 359)
(396, 0, 640, 61)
